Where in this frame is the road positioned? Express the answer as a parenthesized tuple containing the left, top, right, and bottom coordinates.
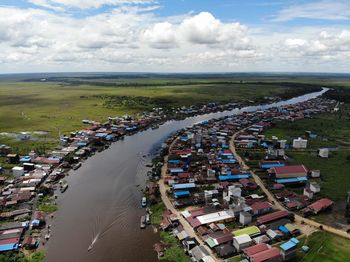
(159, 138, 222, 262)
(230, 128, 350, 240)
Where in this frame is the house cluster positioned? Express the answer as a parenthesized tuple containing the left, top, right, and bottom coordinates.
(0, 97, 256, 255)
(0, 147, 60, 252)
(232, 103, 335, 217)
(156, 97, 335, 261)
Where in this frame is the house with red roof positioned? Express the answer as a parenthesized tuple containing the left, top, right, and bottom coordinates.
(242, 243, 269, 257)
(250, 247, 282, 262)
(250, 201, 273, 216)
(302, 198, 334, 216)
(257, 210, 292, 225)
(269, 165, 307, 179)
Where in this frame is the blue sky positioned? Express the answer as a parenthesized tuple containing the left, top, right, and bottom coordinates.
(1, 0, 350, 73)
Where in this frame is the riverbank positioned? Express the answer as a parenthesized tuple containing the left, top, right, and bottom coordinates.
(0, 76, 325, 154)
(0, 88, 328, 261)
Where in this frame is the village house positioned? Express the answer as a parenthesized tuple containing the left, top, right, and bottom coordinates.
(302, 198, 334, 216)
(269, 165, 308, 179)
(292, 137, 308, 149)
(233, 234, 252, 252)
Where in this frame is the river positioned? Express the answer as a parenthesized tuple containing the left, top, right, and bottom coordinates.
(46, 88, 328, 262)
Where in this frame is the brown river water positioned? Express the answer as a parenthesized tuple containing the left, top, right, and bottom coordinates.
(45, 88, 328, 262)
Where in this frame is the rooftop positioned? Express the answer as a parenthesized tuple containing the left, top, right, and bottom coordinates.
(233, 226, 261, 237)
(272, 165, 307, 175)
(196, 210, 235, 225)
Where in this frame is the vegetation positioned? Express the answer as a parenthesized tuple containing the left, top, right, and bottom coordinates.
(150, 202, 165, 225)
(159, 231, 190, 262)
(230, 256, 242, 262)
(264, 104, 350, 202)
(297, 231, 350, 261)
(0, 76, 325, 153)
(37, 196, 58, 213)
(323, 87, 350, 103)
(28, 251, 45, 262)
(0, 251, 45, 262)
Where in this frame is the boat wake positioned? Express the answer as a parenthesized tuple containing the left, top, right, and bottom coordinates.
(87, 194, 134, 252)
(88, 233, 99, 251)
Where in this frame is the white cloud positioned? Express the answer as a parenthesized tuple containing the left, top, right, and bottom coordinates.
(180, 12, 250, 49)
(143, 22, 178, 49)
(29, 0, 155, 10)
(283, 30, 350, 56)
(142, 12, 251, 51)
(1, 4, 350, 73)
(273, 1, 350, 21)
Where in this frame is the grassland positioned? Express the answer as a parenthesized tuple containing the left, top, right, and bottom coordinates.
(297, 231, 350, 262)
(264, 103, 350, 202)
(0, 76, 324, 154)
(159, 231, 190, 262)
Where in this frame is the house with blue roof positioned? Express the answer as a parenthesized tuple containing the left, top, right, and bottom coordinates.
(0, 243, 19, 252)
(260, 163, 285, 169)
(172, 183, 196, 190)
(276, 177, 308, 184)
(20, 156, 31, 163)
(174, 191, 190, 198)
(280, 238, 299, 260)
(218, 174, 250, 181)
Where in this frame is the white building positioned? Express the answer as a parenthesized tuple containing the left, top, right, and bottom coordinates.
(310, 170, 320, 178)
(318, 148, 329, 158)
(293, 138, 308, 149)
(233, 234, 252, 251)
(12, 166, 24, 177)
(303, 188, 314, 199)
(207, 169, 216, 177)
(239, 211, 252, 226)
(309, 182, 321, 193)
(279, 140, 287, 149)
(228, 186, 242, 198)
(196, 210, 235, 226)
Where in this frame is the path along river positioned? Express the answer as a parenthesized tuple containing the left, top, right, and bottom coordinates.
(46, 88, 328, 262)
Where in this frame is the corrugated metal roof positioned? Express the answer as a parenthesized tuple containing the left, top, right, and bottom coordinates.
(257, 210, 290, 225)
(261, 163, 285, 169)
(275, 177, 308, 184)
(174, 191, 190, 197)
(172, 183, 196, 190)
(307, 198, 334, 212)
(0, 243, 18, 252)
(233, 226, 261, 237)
(233, 234, 252, 244)
(280, 238, 299, 251)
(251, 247, 281, 262)
(218, 175, 250, 181)
(273, 165, 307, 175)
(242, 243, 269, 256)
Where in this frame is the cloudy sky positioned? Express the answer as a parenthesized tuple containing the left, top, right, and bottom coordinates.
(1, 0, 350, 73)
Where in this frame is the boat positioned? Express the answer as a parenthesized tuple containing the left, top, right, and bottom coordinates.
(141, 197, 147, 207)
(73, 163, 81, 170)
(60, 182, 68, 193)
(140, 216, 146, 229)
(145, 214, 151, 225)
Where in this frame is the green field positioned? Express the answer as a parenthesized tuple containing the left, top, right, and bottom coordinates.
(159, 231, 190, 262)
(297, 231, 350, 262)
(264, 104, 350, 202)
(0, 76, 325, 154)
